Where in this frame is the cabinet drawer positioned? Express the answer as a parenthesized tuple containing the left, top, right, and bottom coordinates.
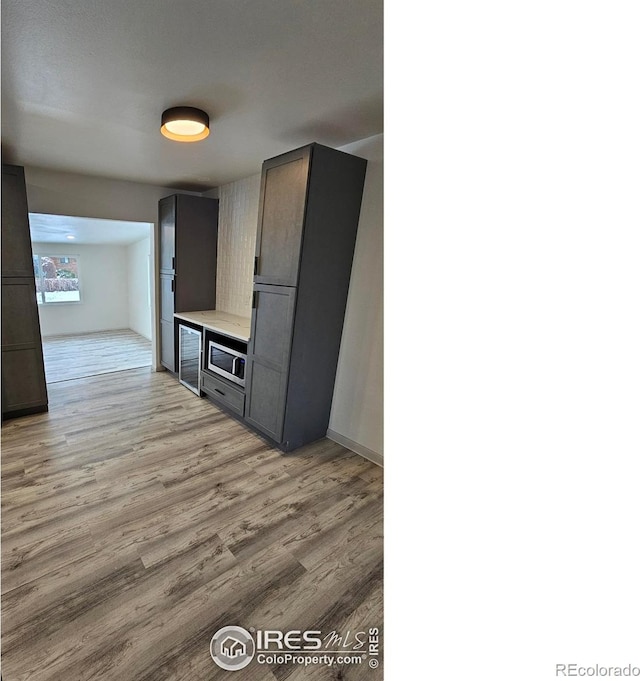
(201, 371, 245, 416)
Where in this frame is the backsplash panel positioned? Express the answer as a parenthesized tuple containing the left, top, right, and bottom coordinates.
(216, 173, 261, 317)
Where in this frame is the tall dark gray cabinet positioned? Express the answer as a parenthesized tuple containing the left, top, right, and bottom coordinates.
(159, 194, 219, 372)
(1, 164, 48, 419)
(244, 143, 367, 451)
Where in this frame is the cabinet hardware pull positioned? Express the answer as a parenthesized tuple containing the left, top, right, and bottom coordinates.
(254, 256, 259, 275)
(171, 279, 175, 293)
(172, 256, 175, 270)
(252, 291, 257, 309)
(214, 388, 225, 396)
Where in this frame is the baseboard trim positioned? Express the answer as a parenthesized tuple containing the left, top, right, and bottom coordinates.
(326, 429, 383, 467)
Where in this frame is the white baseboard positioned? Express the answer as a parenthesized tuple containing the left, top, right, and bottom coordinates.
(326, 429, 383, 467)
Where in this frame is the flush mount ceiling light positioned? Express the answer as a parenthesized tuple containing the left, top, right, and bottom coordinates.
(160, 107, 210, 142)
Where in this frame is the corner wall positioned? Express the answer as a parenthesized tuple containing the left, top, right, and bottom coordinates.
(328, 134, 384, 463)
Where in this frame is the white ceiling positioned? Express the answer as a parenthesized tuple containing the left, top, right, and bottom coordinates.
(1, 0, 383, 192)
(29, 213, 151, 245)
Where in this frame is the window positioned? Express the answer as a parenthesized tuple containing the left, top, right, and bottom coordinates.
(33, 254, 81, 304)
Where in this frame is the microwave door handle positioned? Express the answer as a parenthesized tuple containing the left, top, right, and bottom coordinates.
(231, 356, 239, 375)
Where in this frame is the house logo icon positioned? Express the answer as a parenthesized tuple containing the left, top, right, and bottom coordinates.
(210, 626, 255, 671)
(221, 636, 246, 659)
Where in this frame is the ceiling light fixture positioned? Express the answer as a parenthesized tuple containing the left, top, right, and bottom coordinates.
(161, 107, 210, 142)
(66, 235, 76, 239)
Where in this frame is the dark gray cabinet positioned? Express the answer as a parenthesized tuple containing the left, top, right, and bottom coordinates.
(1, 165, 48, 419)
(201, 371, 245, 417)
(244, 284, 296, 441)
(158, 194, 219, 372)
(159, 197, 176, 274)
(160, 273, 175, 319)
(254, 146, 310, 287)
(245, 143, 367, 451)
(1, 166, 35, 278)
(160, 319, 176, 371)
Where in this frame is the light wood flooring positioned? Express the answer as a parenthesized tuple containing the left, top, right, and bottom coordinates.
(42, 330, 152, 384)
(1, 367, 383, 680)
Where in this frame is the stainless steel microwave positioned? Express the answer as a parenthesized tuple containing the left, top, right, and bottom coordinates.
(207, 340, 246, 387)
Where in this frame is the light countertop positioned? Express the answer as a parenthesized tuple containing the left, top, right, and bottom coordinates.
(173, 310, 251, 342)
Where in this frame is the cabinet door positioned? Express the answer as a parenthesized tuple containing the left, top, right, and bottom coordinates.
(244, 285, 296, 442)
(174, 195, 219, 312)
(1, 165, 35, 278)
(254, 146, 311, 286)
(1, 278, 41, 347)
(1, 347, 49, 414)
(1, 278, 48, 415)
(248, 284, 297, 368)
(159, 195, 176, 274)
(160, 274, 175, 322)
(160, 318, 175, 372)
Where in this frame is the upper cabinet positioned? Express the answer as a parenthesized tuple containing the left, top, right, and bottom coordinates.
(253, 146, 311, 287)
(159, 195, 176, 274)
(159, 194, 219, 309)
(1, 165, 36, 278)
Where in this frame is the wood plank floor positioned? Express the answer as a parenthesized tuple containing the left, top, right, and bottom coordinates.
(0, 367, 383, 680)
(42, 330, 152, 384)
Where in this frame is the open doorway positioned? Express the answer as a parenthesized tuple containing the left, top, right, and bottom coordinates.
(29, 213, 154, 384)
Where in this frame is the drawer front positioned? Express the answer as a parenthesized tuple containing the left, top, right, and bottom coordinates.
(201, 371, 245, 416)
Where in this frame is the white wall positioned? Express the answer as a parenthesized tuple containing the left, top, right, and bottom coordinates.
(127, 236, 152, 340)
(33, 242, 129, 337)
(328, 134, 384, 463)
(24, 166, 183, 224)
